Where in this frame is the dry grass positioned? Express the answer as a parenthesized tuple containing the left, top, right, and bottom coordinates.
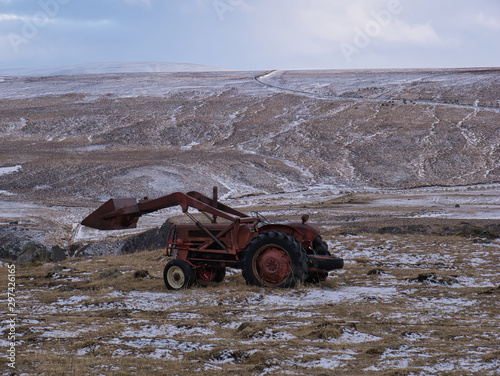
(6, 232, 499, 376)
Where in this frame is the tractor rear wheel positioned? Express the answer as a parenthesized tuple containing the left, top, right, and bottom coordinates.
(163, 259, 195, 290)
(242, 230, 308, 288)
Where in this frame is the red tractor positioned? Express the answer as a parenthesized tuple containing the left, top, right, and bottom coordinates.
(82, 188, 343, 289)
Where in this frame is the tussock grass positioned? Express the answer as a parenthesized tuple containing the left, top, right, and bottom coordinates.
(11, 234, 500, 375)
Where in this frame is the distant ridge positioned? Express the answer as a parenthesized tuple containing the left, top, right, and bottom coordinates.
(0, 61, 229, 76)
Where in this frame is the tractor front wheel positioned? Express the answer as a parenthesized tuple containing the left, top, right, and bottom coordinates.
(313, 235, 330, 255)
(242, 230, 308, 288)
(163, 260, 195, 290)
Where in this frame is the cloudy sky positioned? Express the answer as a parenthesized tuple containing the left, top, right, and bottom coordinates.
(0, 0, 499, 71)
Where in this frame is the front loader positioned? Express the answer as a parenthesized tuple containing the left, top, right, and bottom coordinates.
(81, 187, 343, 289)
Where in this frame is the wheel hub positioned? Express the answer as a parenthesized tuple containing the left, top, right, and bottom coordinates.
(257, 247, 292, 284)
(198, 266, 217, 281)
(167, 266, 185, 289)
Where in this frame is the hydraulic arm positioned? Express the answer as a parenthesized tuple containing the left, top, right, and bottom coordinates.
(81, 190, 252, 231)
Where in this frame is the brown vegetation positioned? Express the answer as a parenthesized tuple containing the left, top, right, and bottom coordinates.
(8, 231, 499, 375)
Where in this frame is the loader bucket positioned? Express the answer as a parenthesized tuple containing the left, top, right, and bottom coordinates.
(81, 198, 140, 230)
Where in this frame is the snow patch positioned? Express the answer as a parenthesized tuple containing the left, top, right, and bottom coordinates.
(0, 165, 22, 176)
(41, 325, 100, 338)
(257, 286, 398, 309)
(337, 327, 382, 343)
(122, 324, 215, 338)
(303, 358, 341, 370)
(54, 295, 91, 305)
(180, 141, 200, 150)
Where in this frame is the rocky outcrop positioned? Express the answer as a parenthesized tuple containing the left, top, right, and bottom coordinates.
(15, 242, 67, 264)
(1, 220, 173, 262)
(69, 219, 173, 258)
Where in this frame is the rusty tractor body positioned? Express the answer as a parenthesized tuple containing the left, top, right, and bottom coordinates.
(82, 187, 343, 289)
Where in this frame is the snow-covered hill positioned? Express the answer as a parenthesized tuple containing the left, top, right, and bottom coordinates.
(0, 61, 228, 77)
(0, 67, 499, 250)
(1, 68, 498, 199)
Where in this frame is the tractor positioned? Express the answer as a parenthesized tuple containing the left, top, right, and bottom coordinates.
(81, 187, 343, 289)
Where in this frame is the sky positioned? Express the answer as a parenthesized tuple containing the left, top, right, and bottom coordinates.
(0, 0, 499, 71)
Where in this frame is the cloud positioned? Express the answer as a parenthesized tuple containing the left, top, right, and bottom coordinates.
(0, 13, 22, 22)
(251, 0, 449, 64)
(0, 11, 111, 34)
(58, 18, 113, 29)
(0, 34, 13, 56)
(476, 13, 500, 30)
(296, 1, 365, 43)
(123, 0, 152, 9)
(381, 20, 442, 46)
(0, 12, 64, 26)
(243, 0, 478, 69)
(292, 0, 445, 47)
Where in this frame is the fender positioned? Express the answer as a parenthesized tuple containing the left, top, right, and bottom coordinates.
(258, 224, 306, 242)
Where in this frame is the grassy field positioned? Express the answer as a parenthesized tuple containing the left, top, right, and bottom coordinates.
(5, 232, 499, 375)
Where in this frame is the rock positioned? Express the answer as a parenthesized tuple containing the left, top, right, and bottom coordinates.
(377, 225, 432, 235)
(98, 268, 122, 279)
(70, 219, 173, 258)
(478, 286, 500, 295)
(50, 246, 67, 262)
(120, 219, 173, 254)
(16, 241, 50, 264)
(366, 347, 385, 356)
(0, 225, 29, 260)
(133, 269, 150, 278)
(409, 273, 457, 286)
(307, 321, 350, 340)
(367, 268, 384, 275)
(457, 223, 498, 240)
(377, 226, 404, 234)
(14, 241, 68, 264)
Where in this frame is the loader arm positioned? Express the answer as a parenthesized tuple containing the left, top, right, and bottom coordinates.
(186, 191, 249, 219)
(81, 191, 252, 230)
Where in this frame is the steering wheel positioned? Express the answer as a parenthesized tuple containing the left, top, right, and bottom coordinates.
(251, 211, 269, 224)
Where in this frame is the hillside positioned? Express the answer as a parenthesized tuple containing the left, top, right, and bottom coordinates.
(0, 68, 499, 252)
